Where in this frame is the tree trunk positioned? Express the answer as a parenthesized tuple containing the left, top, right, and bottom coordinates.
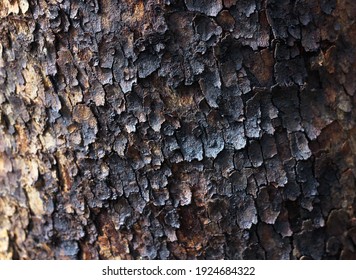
(0, 0, 355, 260)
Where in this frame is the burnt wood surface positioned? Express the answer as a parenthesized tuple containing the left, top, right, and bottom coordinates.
(0, 0, 356, 259)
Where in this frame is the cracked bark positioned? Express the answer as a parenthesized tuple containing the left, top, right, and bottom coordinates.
(0, 0, 356, 260)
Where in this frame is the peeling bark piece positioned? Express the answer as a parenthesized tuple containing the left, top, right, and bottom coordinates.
(176, 126, 203, 162)
(136, 52, 161, 79)
(194, 16, 222, 42)
(128, 193, 146, 214)
(238, 72, 251, 95)
(260, 93, 278, 135)
(113, 135, 128, 157)
(235, 0, 256, 17)
(220, 91, 243, 121)
(230, 5, 259, 47)
(234, 193, 257, 229)
(170, 180, 192, 207)
(25, 186, 44, 216)
(199, 70, 221, 108)
(73, 104, 93, 123)
(214, 150, 234, 178)
(265, 157, 288, 187)
(248, 140, 263, 167)
(113, 198, 133, 228)
(290, 132, 312, 160)
(274, 207, 293, 237)
(184, 0, 223, 17)
(73, 104, 97, 145)
(252, 167, 267, 189)
(244, 49, 274, 87)
(220, 61, 238, 88)
(207, 198, 228, 222)
(164, 210, 180, 228)
(202, 128, 224, 158)
(99, 41, 115, 69)
(234, 150, 251, 171)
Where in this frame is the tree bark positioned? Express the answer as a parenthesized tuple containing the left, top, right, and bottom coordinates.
(0, 0, 355, 260)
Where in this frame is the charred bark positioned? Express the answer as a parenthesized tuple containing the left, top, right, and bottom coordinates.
(0, 0, 356, 260)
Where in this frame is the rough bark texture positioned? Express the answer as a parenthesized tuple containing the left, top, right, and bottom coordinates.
(0, 0, 356, 260)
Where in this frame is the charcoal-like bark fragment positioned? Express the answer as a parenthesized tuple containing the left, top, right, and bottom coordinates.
(274, 207, 293, 237)
(229, 171, 247, 192)
(290, 132, 312, 160)
(256, 186, 282, 224)
(202, 128, 224, 158)
(265, 157, 288, 187)
(214, 149, 234, 178)
(257, 223, 291, 259)
(234, 193, 257, 229)
(184, 0, 223, 17)
(220, 91, 244, 122)
(274, 58, 307, 86)
(294, 228, 326, 260)
(136, 52, 161, 79)
(170, 179, 192, 207)
(272, 87, 302, 132)
(224, 122, 246, 150)
(194, 16, 222, 42)
(199, 70, 222, 108)
(164, 210, 180, 228)
(233, 150, 251, 171)
(176, 125, 203, 162)
(248, 140, 263, 167)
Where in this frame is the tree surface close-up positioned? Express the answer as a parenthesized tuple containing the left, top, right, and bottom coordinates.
(0, 0, 355, 260)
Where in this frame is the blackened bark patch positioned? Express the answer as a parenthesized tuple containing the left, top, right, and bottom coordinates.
(0, 0, 355, 260)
